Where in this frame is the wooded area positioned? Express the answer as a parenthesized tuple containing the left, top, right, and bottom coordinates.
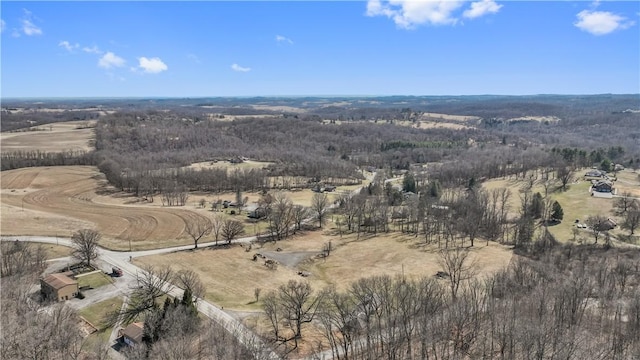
(1, 95, 639, 359)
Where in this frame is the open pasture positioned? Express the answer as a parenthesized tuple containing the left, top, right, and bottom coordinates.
(135, 230, 513, 311)
(185, 159, 274, 172)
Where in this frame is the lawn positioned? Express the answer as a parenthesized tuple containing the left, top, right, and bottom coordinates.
(79, 296, 124, 330)
(545, 181, 612, 242)
(78, 296, 124, 347)
(482, 171, 630, 244)
(76, 271, 114, 289)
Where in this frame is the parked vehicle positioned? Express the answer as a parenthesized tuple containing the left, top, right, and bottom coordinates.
(112, 267, 123, 277)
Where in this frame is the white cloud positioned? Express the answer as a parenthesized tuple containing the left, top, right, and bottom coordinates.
(463, 0, 502, 19)
(22, 19, 42, 35)
(21, 9, 42, 36)
(276, 35, 293, 44)
(59, 40, 79, 52)
(98, 52, 126, 69)
(1, 19, 6, 33)
(83, 45, 102, 54)
(366, 0, 464, 28)
(231, 63, 251, 72)
(138, 57, 168, 73)
(574, 10, 635, 35)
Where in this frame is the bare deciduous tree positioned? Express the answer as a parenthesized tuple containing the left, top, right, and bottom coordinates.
(108, 265, 174, 326)
(222, 219, 244, 244)
(438, 248, 477, 300)
(175, 269, 205, 302)
(0, 241, 47, 277)
(185, 217, 213, 249)
(292, 204, 310, 231)
(620, 200, 640, 236)
(311, 192, 329, 229)
(211, 213, 224, 245)
(586, 215, 608, 244)
(262, 280, 322, 350)
(556, 165, 575, 191)
(71, 229, 101, 268)
(614, 192, 635, 215)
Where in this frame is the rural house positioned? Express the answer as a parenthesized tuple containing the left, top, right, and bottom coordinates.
(120, 322, 144, 346)
(40, 273, 79, 301)
(593, 180, 613, 193)
(584, 170, 605, 178)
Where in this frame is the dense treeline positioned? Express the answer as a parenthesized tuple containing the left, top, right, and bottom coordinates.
(0, 109, 100, 132)
(261, 244, 640, 359)
(1, 150, 95, 171)
(0, 241, 111, 360)
(3, 96, 638, 200)
(91, 110, 484, 193)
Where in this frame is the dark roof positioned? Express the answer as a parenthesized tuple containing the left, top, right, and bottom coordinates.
(594, 180, 613, 187)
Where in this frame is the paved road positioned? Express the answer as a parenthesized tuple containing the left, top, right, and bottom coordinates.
(2, 172, 379, 360)
(3, 235, 280, 360)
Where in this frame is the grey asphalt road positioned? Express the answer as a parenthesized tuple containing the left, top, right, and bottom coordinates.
(4, 235, 280, 360)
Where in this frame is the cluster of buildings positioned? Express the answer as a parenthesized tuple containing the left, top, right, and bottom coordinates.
(584, 169, 616, 198)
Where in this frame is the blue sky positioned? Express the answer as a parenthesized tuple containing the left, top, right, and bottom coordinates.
(1, 1, 638, 97)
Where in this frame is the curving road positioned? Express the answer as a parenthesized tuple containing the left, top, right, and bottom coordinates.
(2, 172, 379, 359)
(2, 235, 280, 360)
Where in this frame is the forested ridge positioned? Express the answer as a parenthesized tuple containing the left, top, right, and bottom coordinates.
(2, 95, 640, 359)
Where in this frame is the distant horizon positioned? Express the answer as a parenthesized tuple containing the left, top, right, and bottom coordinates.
(2, 93, 640, 101)
(2, 1, 638, 97)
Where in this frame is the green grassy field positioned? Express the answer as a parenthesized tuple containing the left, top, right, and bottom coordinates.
(483, 170, 638, 244)
(79, 296, 123, 330)
(77, 272, 114, 289)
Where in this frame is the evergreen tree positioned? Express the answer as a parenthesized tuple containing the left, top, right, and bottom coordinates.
(551, 201, 564, 222)
(429, 180, 441, 198)
(403, 172, 416, 193)
(181, 288, 198, 316)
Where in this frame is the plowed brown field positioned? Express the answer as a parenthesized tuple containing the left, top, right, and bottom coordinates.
(1, 166, 210, 250)
(0, 120, 96, 153)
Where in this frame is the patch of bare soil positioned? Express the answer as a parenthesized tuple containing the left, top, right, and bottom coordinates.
(260, 250, 320, 268)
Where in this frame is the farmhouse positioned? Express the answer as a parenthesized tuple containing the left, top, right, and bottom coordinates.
(40, 273, 79, 301)
(592, 180, 613, 193)
(120, 322, 144, 346)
